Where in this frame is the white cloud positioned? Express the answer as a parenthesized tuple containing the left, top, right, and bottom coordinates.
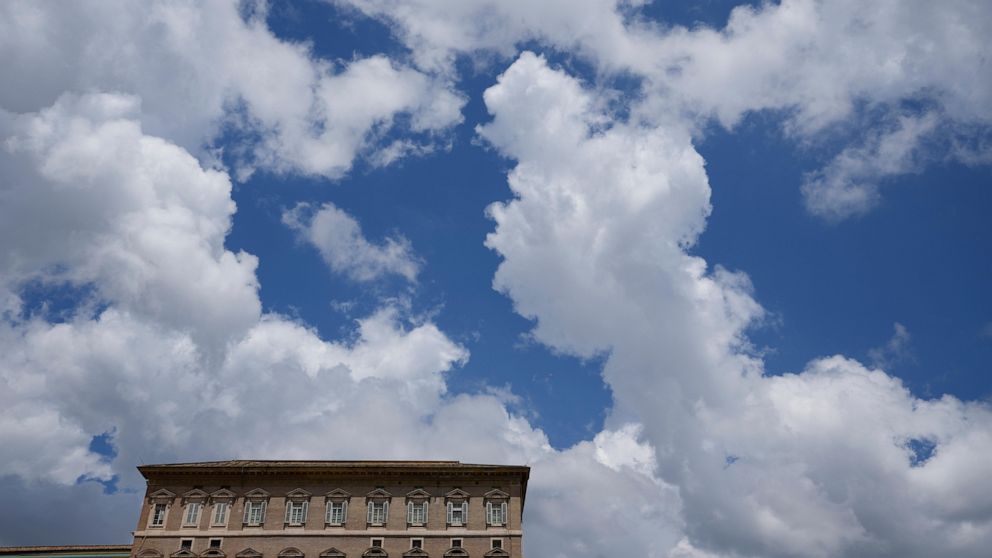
(0, 0, 464, 180)
(868, 322, 914, 370)
(479, 53, 992, 557)
(283, 202, 422, 282)
(341, 0, 992, 216)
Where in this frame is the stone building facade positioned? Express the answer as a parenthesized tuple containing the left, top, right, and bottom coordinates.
(130, 461, 529, 558)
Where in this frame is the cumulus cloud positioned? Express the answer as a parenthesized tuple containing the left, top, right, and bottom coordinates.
(0, 0, 464, 179)
(479, 53, 992, 557)
(341, 0, 992, 216)
(283, 202, 422, 282)
(868, 322, 915, 370)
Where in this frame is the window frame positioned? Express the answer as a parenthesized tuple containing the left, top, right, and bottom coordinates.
(285, 500, 309, 527)
(326, 500, 348, 526)
(244, 500, 267, 526)
(179, 539, 194, 552)
(183, 501, 202, 527)
(208, 539, 223, 550)
(410, 538, 424, 549)
(149, 502, 169, 528)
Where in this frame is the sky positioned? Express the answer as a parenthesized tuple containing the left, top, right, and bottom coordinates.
(0, 1, 991, 556)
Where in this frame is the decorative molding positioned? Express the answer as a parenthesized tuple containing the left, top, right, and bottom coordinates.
(443, 489, 469, 500)
(325, 489, 351, 500)
(201, 550, 226, 558)
(182, 489, 209, 502)
(483, 549, 509, 557)
(235, 549, 263, 558)
(243, 488, 270, 500)
(137, 550, 164, 558)
(277, 548, 304, 558)
(318, 549, 345, 558)
(482, 489, 508, 500)
(285, 488, 312, 500)
(149, 489, 177, 502)
(210, 489, 236, 501)
(170, 550, 197, 558)
(405, 489, 431, 500)
(442, 550, 468, 558)
(366, 488, 392, 499)
(361, 549, 388, 558)
(401, 550, 429, 558)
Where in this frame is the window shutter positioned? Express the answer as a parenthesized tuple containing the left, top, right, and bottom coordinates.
(383, 500, 389, 523)
(285, 501, 292, 524)
(407, 501, 413, 523)
(342, 500, 348, 522)
(260, 500, 267, 523)
(326, 501, 332, 523)
(423, 501, 428, 524)
(462, 501, 468, 523)
(501, 502, 507, 525)
(367, 501, 373, 523)
(243, 502, 250, 524)
(446, 501, 453, 524)
(302, 501, 309, 522)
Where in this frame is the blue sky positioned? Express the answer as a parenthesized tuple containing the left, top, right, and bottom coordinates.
(1, 1, 991, 556)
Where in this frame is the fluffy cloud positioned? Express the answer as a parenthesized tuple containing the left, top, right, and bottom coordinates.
(480, 53, 992, 557)
(283, 202, 421, 282)
(341, 0, 992, 217)
(0, 0, 464, 179)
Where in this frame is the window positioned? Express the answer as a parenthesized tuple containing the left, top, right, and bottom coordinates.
(326, 501, 347, 525)
(411, 539, 423, 549)
(244, 501, 267, 526)
(486, 501, 507, 526)
(212, 502, 229, 526)
(407, 500, 428, 525)
(491, 539, 503, 550)
(451, 539, 462, 548)
(180, 540, 193, 551)
(150, 503, 168, 527)
(285, 501, 308, 526)
(209, 540, 222, 549)
(367, 501, 388, 525)
(371, 538, 383, 548)
(446, 501, 468, 526)
(183, 502, 202, 526)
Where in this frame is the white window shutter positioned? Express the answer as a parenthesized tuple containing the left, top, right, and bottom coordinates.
(407, 501, 413, 523)
(501, 502, 507, 524)
(486, 501, 492, 524)
(343, 500, 348, 522)
(383, 500, 389, 523)
(462, 501, 468, 523)
(367, 501, 374, 523)
(260, 500, 267, 523)
(302, 501, 309, 522)
(446, 501, 453, 524)
(424, 501, 429, 523)
(285, 501, 292, 524)
(326, 501, 332, 523)
(243, 502, 250, 524)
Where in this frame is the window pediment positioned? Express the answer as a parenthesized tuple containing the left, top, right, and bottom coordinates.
(182, 488, 209, 502)
(442, 550, 468, 558)
(361, 549, 388, 558)
(236, 549, 263, 558)
(319, 549, 345, 558)
(277, 548, 304, 558)
(325, 488, 351, 500)
(170, 550, 197, 558)
(444, 488, 469, 500)
(366, 488, 392, 499)
(244, 488, 270, 500)
(210, 488, 236, 501)
(484, 550, 509, 558)
(137, 550, 164, 558)
(285, 488, 312, 500)
(405, 488, 431, 500)
(148, 488, 176, 503)
(402, 549, 429, 558)
(483, 488, 509, 500)
(201, 550, 226, 558)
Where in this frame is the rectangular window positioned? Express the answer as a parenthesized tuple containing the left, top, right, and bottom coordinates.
(486, 501, 508, 526)
(285, 500, 308, 526)
(407, 501, 428, 525)
(326, 501, 347, 525)
(451, 539, 462, 548)
(367, 501, 388, 525)
(447, 501, 468, 526)
(212, 502, 229, 526)
(411, 539, 423, 549)
(371, 538, 383, 548)
(209, 539, 222, 549)
(491, 539, 503, 549)
(150, 503, 167, 527)
(180, 540, 193, 551)
(183, 502, 202, 526)
(244, 501, 266, 526)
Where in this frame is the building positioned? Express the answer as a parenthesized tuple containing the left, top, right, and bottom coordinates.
(130, 461, 529, 558)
